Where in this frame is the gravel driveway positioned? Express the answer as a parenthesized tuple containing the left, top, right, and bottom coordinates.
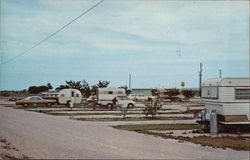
(0, 105, 249, 159)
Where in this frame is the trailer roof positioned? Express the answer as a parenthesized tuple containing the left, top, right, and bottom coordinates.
(202, 77, 250, 87)
(98, 88, 125, 91)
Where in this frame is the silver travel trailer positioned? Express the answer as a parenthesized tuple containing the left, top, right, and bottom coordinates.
(201, 78, 250, 133)
(58, 89, 82, 105)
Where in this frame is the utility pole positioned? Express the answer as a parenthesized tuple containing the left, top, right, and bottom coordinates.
(129, 74, 131, 90)
(199, 63, 203, 97)
(219, 69, 222, 78)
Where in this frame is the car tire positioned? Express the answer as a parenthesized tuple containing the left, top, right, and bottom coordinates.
(127, 103, 134, 108)
(107, 103, 113, 110)
(107, 103, 113, 108)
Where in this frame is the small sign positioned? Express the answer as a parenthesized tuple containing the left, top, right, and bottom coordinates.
(181, 82, 185, 87)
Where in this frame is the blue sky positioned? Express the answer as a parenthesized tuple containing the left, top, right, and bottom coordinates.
(0, 0, 249, 90)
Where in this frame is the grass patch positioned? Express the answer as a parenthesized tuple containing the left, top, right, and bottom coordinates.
(75, 117, 193, 121)
(30, 110, 183, 116)
(46, 112, 120, 116)
(157, 112, 182, 114)
(141, 131, 250, 151)
(113, 123, 199, 131)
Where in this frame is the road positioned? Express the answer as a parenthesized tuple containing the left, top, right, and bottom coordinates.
(0, 105, 249, 159)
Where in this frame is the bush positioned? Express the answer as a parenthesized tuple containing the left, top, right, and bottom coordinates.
(0, 91, 11, 97)
(181, 89, 196, 99)
(28, 85, 49, 94)
(165, 88, 180, 97)
(143, 99, 162, 118)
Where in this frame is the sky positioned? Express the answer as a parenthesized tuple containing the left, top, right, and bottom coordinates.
(0, 0, 249, 90)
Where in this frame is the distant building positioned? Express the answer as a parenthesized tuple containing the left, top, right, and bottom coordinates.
(157, 88, 199, 100)
(131, 88, 155, 96)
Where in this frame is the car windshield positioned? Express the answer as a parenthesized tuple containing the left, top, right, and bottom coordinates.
(26, 96, 42, 100)
(131, 94, 145, 97)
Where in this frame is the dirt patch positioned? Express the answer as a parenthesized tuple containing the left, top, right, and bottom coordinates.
(140, 131, 250, 151)
(0, 136, 29, 159)
(113, 124, 199, 131)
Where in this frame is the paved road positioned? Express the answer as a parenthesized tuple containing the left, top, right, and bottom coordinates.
(0, 105, 249, 159)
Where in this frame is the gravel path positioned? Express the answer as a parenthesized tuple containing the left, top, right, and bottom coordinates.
(0, 105, 249, 159)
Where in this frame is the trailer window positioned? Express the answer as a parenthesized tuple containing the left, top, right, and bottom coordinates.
(118, 91, 123, 94)
(235, 89, 250, 100)
(202, 87, 218, 99)
(102, 91, 113, 94)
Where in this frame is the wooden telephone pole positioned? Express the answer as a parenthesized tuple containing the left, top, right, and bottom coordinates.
(199, 63, 203, 97)
(219, 69, 222, 78)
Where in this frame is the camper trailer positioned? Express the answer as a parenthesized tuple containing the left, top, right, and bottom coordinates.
(97, 88, 135, 108)
(38, 91, 59, 103)
(58, 89, 82, 105)
(201, 78, 250, 126)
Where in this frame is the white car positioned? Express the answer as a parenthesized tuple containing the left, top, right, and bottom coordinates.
(117, 96, 136, 108)
(128, 94, 156, 101)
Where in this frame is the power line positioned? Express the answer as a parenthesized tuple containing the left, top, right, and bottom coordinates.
(1, 0, 104, 65)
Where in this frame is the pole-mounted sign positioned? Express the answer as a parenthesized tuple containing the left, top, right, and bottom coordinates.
(181, 82, 185, 87)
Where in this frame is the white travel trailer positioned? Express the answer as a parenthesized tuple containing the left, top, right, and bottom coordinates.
(58, 89, 82, 105)
(97, 88, 135, 108)
(202, 78, 250, 124)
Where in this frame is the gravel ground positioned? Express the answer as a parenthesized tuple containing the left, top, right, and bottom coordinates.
(0, 105, 249, 159)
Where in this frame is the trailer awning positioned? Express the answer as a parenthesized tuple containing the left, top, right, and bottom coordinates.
(219, 121, 250, 125)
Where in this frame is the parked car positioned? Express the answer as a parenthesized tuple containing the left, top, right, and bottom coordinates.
(128, 94, 156, 101)
(167, 96, 182, 102)
(117, 96, 135, 108)
(16, 96, 56, 106)
(86, 95, 97, 104)
(97, 88, 135, 108)
(9, 97, 22, 101)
